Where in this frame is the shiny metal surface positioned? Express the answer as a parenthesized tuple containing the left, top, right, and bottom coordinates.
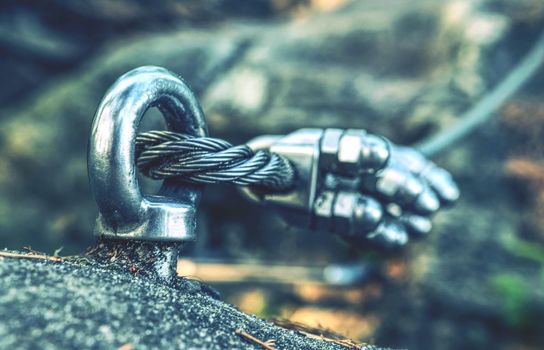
(243, 128, 323, 228)
(88, 66, 208, 241)
(242, 128, 459, 248)
(134, 130, 295, 191)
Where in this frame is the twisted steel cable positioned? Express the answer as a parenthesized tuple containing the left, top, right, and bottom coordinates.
(135, 130, 295, 191)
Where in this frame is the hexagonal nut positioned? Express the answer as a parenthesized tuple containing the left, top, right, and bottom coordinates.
(423, 165, 460, 203)
(337, 129, 365, 176)
(144, 195, 197, 241)
(395, 174, 424, 205)
(366, 220, 408, 248)
(359, 134, 390, 172)
(312, 190, 335, 231)
(375, 167, 405, 197)
(352, 196, 383, 233)
(319, 128, 343, 172)
(332, 191, 357, 236)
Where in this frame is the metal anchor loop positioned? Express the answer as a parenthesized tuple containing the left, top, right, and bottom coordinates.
(88, 66, 208, 241)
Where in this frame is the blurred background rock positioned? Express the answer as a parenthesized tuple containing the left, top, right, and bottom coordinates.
(0, 0, 543, 349)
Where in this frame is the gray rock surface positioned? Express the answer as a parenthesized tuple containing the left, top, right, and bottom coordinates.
(0, 252, 384, 350)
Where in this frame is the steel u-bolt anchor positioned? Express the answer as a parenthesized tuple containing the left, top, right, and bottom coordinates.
(88, 66, 208, 242)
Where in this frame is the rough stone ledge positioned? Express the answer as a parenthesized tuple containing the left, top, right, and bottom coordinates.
(0, 250, 390, 350)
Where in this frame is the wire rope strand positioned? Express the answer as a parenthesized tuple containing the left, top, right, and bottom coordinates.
(135, 130, 296, 191)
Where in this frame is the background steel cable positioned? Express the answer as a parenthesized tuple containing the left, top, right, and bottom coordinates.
(415, 29, 544, 156)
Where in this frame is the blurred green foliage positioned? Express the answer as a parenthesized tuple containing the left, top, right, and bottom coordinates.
(490, 274, 531, 327)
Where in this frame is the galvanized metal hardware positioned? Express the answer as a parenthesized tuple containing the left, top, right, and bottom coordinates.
(320, 128, 390, 176)
(134, 130, 295, 191)
(88, 66, 208, 242)
(87, 66, 458, 248)
(241, 128, 459, 247)
(389, 146, 460, 204)
(241, 128, 402, 247)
